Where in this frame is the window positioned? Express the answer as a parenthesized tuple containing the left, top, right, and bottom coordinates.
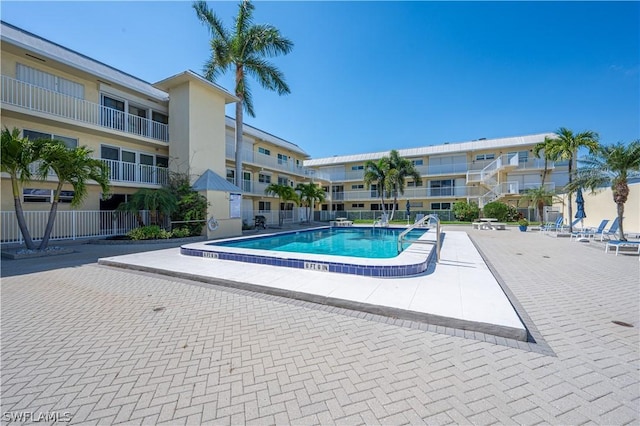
(258, 201, 271, 211)
(258, 173, 271, 184)
(351, 184, 364, 190)
(409, 202, 424, 208)
(351, 165, 364, 171)
(23, 129, 78, 149)
(23, 188, 52, 203)
(411, 159, 424, 166)
(429, 179, 454, 196)
(258, 147, 271, 156)
(430, 202, 451, 210)
(277, 153, 288, 164)
(277, 176, 288, 186)
(59, 190, 75, 203)
(407, 180, 422, 187)
(226, 169, 235, 184)
(351, 203, 364, 208)
(475, 153, 495, 161)
(17, 63, 84, 99)
(156, 156, 169, 168)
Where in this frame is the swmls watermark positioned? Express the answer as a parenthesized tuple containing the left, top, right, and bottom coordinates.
(2, 411, 72, 422)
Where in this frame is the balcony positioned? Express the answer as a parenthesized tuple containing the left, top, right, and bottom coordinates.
(327, 186, 483, 201)
(101, 159, 169, 186)
(225, 143, 330, 180)
(1, 75, 169, 143)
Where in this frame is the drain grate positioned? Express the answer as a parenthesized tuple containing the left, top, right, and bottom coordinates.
(612, 320, 634, 327)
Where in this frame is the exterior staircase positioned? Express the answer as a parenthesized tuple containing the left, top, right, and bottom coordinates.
(466, 154, 519, 207)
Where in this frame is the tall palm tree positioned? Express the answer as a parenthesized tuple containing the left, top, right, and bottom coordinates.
(37, 141, 110, 250)
(296, 182, 325, 223)
(387, 150, 422, 221)
(1, 127, 41, 249)
(193, 0, 293, 185)
(532, 136, 557, 187)
(363, 158, 392, 219)
(265, 183, 299, 226)
(545, 127, 600, 232)
(568, 140, 640, 241)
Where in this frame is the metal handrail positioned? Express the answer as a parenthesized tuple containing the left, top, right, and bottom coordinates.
(397, 214, 440, 262)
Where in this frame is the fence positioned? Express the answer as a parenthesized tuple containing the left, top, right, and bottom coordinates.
(0, 210, 157, 244)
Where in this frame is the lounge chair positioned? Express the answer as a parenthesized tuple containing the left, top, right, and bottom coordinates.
(540, 217, 563, 235)
(374, 213, 389, 227)
(570, 219, 608, 241)
(595, 217, 620, 241)
(557, 218, 582, 234)
(605, 240, 640, 256)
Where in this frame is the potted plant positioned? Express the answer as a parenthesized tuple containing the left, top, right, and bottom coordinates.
(518, 218, 529, 232)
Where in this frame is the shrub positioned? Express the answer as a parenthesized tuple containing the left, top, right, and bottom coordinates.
(518, 218, 529, 226)
(127, 225, 171, 240)
(482, 201, 510, 222)
(452, 201, 480, 222)
(169, 173, 208, 236)
(170, 227, 191, 238)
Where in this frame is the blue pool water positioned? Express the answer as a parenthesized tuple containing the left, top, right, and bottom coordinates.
(209, 227, 428, 259)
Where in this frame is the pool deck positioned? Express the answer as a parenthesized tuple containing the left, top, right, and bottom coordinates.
(98, 230, 527, 341)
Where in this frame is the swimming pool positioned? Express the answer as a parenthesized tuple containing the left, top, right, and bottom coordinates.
(212, 227, 427, 259)
(181, 226, 438, 277)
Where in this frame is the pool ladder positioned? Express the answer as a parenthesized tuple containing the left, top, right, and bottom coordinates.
(397, 214, 441, 262)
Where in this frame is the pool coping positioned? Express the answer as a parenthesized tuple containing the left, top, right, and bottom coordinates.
(180, 226, 436, 277)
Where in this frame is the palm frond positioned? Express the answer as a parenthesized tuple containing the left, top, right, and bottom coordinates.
(193, 1, 230, 43)
(243, 56, 290, 95)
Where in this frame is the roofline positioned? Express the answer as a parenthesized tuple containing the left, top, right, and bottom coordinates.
(304, 133, 555, 166)
(225, 116, 309, 158)
(1, 20, 169, 101)
(154, 70, 238, 103)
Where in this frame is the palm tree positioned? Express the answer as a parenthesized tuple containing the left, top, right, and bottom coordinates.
(522, 186, 558, 224)
(387, 150, 422, 221)
(532, 136, 557, 186)
(363, 158, 392, 219)
(296, 182, 326, 223)
(37, 141, 110, 250)
(117, 188, 178, 228)
(193, 0, 293, 186)
(265, 183, 299, 226)
(1, 127, 41, 249)
(568, 140, 640, 241)
(545, 127, 600, 232)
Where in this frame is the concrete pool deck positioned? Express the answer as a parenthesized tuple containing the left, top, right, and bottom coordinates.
(98, 230, 527, 341)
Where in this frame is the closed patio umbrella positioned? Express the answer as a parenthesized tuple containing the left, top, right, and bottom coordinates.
(575, 187, 586, 230)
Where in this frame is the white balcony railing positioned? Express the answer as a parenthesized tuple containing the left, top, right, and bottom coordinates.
(1, 75, 169, 143)
(326, 186, 484, 202)
(101, 159, 169, 186)
(225, 143, 331, 180)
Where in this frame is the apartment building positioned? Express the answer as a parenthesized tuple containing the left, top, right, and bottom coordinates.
(0, 21, 325, 242)
(305, 134, 569, 220)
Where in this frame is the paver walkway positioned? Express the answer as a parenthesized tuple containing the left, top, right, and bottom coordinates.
(1, 227, 638, 424)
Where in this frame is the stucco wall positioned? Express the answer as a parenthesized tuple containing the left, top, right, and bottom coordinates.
(555, 182, 639, 235)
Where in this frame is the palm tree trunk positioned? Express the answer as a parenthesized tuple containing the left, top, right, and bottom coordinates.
(11, 176, 35, 250)
(567, 155, 574, 233)
(39, 182, 64, 250)
(235, 101, 243, 190)
(617, 202, 626, 241)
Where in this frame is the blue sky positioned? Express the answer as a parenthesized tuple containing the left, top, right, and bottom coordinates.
(2, 1, 638, 158)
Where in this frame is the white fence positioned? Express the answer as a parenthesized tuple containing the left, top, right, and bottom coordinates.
(0, 210, 152, 244)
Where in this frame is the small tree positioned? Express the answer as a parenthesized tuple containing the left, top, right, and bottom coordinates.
(168, 172, 209, 235)
(37, 141, 110, 250)
(364, 158, 392, 218)
(265, 183, 299, 226)
(386, 150, 422, 221)
(296, 182, 325, 223)
(452, 200, 480, 222)
(117, 188, 178, 227)
(1, 127, 41, 249)
(522, 186, 558, 223)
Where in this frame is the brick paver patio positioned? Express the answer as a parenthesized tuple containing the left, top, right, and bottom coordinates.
(1, 227, 638, 424)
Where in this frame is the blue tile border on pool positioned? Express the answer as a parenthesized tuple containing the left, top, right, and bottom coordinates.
(180, 227, 435, 277)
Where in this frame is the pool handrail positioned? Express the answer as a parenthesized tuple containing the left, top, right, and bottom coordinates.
(397, 214, 441, 262)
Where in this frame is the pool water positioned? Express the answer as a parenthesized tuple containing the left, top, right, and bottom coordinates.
(209, 227, 428, 259)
